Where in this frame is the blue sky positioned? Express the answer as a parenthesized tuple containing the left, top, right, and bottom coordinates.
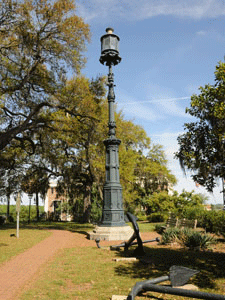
(75, 0, 225, 205)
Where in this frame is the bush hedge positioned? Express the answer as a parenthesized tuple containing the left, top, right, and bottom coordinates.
(147, 212, 166, 223)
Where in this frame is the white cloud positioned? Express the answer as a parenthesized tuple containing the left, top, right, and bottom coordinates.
(76, 3, 98, 22)
(196, 30, 207, 36)
(195, 29, 225, 43)
(117, 94, 163, 122)
(156, 99, 190, 118)
(144, 83, 192, 119)
(76, 0, 225, 22)
(120, 104, 161, 121)
(117, 82, 193, 122)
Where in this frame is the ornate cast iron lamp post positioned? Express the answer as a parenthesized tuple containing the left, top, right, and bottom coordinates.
(99, 27, 126, 227)
(88, 28, 133, 240)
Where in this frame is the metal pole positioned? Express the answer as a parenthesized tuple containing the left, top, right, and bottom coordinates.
(16, 212, 19, 238)
(28, 196, 31, 223)
(16, 192, 21, 238)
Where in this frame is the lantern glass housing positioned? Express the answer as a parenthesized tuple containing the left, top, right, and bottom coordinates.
(100, 28, 121, 66)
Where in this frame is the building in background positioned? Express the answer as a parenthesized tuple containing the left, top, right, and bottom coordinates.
(44, 180, 72, 221)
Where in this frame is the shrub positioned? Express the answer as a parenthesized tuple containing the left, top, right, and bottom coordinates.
(160, 227, 181, 245)
(147, 212, 165, 223)
(179, 228, 216, 250)
(181, 206, 205, 220)
(161, 227, 216, 250)
(198, 210, 225, 237)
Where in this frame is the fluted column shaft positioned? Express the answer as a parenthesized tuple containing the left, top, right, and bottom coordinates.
(101, 64, 126, 227)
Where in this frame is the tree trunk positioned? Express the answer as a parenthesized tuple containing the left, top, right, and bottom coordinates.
(36, 192, 39, 222)
(83, 185, 92, 223)
(6, 194, 10, 220)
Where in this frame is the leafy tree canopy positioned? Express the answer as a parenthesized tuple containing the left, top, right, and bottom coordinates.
(175, 61, 225, 192)
(143, 189, 206, 217)
(0, 0, 89, 159)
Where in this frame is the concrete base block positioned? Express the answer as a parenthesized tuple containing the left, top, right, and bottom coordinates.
(88, 225, 133, 241)
(113, 257, 137, 262)
(111, 296, 127, 300)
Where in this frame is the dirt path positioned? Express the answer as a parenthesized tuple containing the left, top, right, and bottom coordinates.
(0, 229, 158, 300)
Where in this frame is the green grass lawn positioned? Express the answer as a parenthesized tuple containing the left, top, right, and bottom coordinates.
(1, 221, 225, 299)
(0, 228, 51, 264)
(137, 221, 163, 232)
(20, 220, 95, 232)
(0, 221, 95, 265)
(21, 220, 155, 233)
(19, 236, 225, 300)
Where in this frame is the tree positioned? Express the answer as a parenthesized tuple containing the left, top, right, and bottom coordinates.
(0, 0, 92, 214)
(133, 145, 177, 213)
(143, 190, 206, 219)
(170, 190, 206, 216)
(37, 76, 176, 222)
(175, 61, 225, 192)
(21, 166, 49, 221)
(33, 76, 106, 222)
(0, 0, 90, 160)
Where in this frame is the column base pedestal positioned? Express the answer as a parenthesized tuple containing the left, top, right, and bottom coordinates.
(88, 225, 133, 241)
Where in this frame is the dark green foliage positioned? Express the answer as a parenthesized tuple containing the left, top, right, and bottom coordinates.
(147, 212, 166, 223)
(141, 190, 205, 221)
(0, 215, 6, 225)
(136, 212, 148, 221)
(198, 210, 225, 237)
(160, 227, 181, 245)
(175, 61, 225, 192)
(134, 148, 177, 214)
(180, 206, 206, 220)
(161, 227, 217, 250)
(179, 228, 216, 250)
(89, 195, 102, 224)
(171, 190, 206, 217)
